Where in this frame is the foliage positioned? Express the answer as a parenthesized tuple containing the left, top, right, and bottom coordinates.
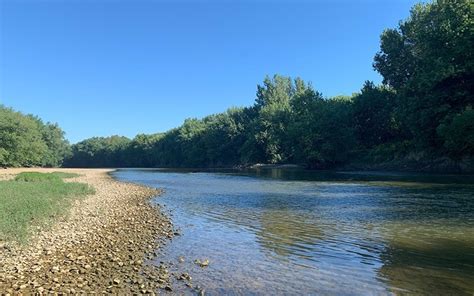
(64, 136, 131, 167)
(3, 0, 473, 171)
(250, 75, 309, 164)
(373, 0, 473, 150)
(352, 81, 399, 149)
(0, 106, 70, 167)
(287, 89, 356, 168)
(437, 108, 474, 157)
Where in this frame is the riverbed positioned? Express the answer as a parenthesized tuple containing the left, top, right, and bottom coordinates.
(113, 169, 474, 295)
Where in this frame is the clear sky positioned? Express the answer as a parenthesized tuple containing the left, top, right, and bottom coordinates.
(0, 0, 419, 143)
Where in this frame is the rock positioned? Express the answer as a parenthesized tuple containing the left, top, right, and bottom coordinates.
(200, 259, 210, 267)
(194, 259, 210, 267)
(0, 169, 175, 294)
(178, 273, 191, 281)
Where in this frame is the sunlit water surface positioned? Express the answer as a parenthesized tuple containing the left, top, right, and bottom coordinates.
(113, 169, 474, 295)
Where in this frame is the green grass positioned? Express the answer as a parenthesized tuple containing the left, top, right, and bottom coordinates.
(0, 172, 94, 242)
(14, 171, 80, 182)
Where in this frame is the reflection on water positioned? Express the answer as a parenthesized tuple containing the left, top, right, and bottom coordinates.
(113, 169, 474, 295)
(257, 210, 324, 261)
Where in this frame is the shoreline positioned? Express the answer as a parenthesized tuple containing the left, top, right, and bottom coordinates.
(0, 168, 175, 294)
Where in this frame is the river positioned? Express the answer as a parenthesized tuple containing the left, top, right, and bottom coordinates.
(113, 168, 474, 295)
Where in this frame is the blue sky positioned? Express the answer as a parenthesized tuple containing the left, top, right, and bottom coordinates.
(0, 0, 419, 143)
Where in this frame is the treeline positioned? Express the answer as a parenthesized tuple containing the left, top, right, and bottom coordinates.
(1, 0, 472, 171)
(65, 0, 473, 170)
(0, 106, 70, 167)
(65, 85, 356, 168)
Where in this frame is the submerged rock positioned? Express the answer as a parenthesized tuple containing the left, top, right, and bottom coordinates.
(194, 259, 210, 267)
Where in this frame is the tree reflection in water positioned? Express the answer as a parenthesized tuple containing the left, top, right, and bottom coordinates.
(377, 223, 474, 295)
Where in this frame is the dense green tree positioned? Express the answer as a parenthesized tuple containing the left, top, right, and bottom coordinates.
(39, 122, 72, 167)
(352, 81, 399, 149)
(247, 75, 310, 164)
(374, 0, 473, 152)
(199, 108, 249, 167)
(64, 136, 130, 167)
(437, 108, 474, 158)
(288, 90, 355, 168)
(0, 107, 47, 167)
(126, 133, 164, 167)
(8, 0, 470, 171)
(0, 106, 70, 167)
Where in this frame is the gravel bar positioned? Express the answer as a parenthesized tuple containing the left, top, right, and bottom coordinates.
(0, 168, 175, 295)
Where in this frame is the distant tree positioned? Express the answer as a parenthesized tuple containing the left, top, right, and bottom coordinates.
(248, 75, 310, 164)
(64, 136, 131, 167)
(0, 106, 69, 167)
(61, 1, 473, 170)
(288, 90, 355, 168)
(39, 122, 71, 167)
(126, 133, 164, 167)
(200, 108, 249, 167)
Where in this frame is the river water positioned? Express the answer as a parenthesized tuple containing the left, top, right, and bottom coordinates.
(113, 169, 474, 295)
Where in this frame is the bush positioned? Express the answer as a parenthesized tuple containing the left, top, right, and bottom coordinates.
(437, 108, 474, 157)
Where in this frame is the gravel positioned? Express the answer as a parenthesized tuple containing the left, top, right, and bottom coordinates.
(0, 168, 175, 295)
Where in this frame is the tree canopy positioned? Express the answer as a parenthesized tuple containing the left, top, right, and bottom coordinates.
(2, 0, 472, 171)
(0, 106, 70, 167)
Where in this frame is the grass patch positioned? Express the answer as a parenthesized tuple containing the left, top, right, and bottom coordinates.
(50, 171, 81, 179)
(14, 171, 80, 182)
(0, 172, 94, 242)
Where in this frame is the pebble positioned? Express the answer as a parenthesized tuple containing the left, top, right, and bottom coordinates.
(0, 169, 176, 294)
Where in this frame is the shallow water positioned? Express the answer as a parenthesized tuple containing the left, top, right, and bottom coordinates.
(113, 169, 474, 295)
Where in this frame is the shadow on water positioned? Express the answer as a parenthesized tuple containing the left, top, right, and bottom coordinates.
(379, 238, 474, 295)
(256, 210, 324, 262)
(113, 168, 474, 295)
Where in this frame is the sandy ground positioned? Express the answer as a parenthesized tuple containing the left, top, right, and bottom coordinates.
(0, 168, 179, 295)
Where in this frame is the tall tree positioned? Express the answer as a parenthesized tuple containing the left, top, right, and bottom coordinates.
(352, 81, 399, 149)
(374, 0, 473, 153)
(0, 106, 70, 167)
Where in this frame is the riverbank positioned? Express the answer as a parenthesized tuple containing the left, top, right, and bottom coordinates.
(343, 155, 474, 174)
(0, 168, 174, 294)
